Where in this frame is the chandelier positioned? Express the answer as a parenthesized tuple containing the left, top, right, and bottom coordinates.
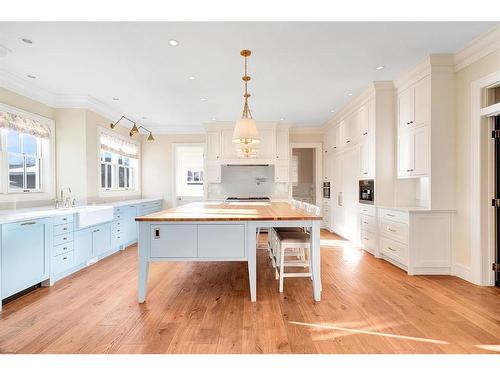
(232, 49, 259, 157)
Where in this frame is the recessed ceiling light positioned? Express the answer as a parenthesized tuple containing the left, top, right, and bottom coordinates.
(188, 76, 196, 80)
(348, 93, 353, 96)
(330, 109, 335, 113)
(27, 75, 36, 79)
(212, 117, 216, 121)
(112, 97, 119, 101)
(280, 118, 285, 121)
(200, 98, 207, 101)
(376, 65, 385, 70)
(21, 38, 33, 44)
(168, 39, 179, 46)
(142, 117, 148, 120)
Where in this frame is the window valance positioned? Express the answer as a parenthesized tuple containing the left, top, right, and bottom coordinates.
(100, 132, 139, 159)
(0, 111, 51, 139)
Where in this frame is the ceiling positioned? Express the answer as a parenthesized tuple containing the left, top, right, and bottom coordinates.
(0, 22, 497, 133)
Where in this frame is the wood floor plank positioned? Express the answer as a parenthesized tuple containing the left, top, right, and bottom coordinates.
(1, 230, 499, 354)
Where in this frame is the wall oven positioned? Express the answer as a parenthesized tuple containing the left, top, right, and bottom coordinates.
(359, 179, 374, 205)
(322, 182, 330, 199)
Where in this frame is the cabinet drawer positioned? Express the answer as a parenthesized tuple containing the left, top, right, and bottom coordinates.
(114, 205, 136, 217)
(379, 218, 408, 244)
(150, 224, 197, 258)
(54, 222, 74, 236)
(198, 224, 245, 258)
(54, 214, 74, 226)
(360, 214, 376, 231)
(112, 226, 124, 236)
(53, 251, 75, 275)
(380, 236, 407, 266)
(54, 232, 74, 246)
(378, 209, 408, 224)
(112, 219, 125, 229)
(111, 233, 125, 248)
(53, 242, 74, 257)
(360, 230, 377, 254)
(359, 204, 376, 217)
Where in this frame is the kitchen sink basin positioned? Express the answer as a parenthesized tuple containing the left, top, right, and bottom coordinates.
(75, 205, 114, 228)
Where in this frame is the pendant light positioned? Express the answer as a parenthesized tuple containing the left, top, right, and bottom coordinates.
(232, 50, 259, 151)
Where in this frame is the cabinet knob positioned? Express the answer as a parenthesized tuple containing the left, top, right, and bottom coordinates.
(363, 132, 368, 136)
(346, 140, 350, 144)
(406, 168, 414, 172)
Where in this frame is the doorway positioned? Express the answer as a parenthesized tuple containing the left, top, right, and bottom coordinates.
(291, 147, 316, 204)
(173, 144, 205, 207)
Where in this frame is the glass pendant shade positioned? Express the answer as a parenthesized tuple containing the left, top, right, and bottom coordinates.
(232, 117, 260, 145)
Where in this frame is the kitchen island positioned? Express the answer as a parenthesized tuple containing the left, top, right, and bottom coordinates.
(135, 201, 322, 302)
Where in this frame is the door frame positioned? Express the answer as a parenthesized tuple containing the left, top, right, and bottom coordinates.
(289, 142, 323, 207)
(172, 143, 206, 207)
(470, 69, 500, 286)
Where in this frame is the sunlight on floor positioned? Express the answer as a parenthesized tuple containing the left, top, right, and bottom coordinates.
(289, 321, 449, 345)
(320, 238, 363, 264)
(475, 344, 500, 352)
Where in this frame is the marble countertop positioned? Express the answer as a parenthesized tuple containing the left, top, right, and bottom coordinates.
(0, 197, 162, 224)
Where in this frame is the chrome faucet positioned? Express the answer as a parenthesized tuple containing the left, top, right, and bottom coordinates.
(57, 186, 73, 208)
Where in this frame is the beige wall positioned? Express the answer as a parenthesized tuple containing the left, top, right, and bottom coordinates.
(0, 87, 55, 119)
(454, 48, 500, 268)
(141, 134, 206, 208)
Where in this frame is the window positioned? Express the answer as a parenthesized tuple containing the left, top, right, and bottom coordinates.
(0, 107, 52, 197)
(99, 130, 139, 192)
(174, 145, 204, 198)
(186, 169, 203, 185)
(6, 131, 41, 191)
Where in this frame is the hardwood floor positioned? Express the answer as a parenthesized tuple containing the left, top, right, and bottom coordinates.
(1, 229, 499, 354)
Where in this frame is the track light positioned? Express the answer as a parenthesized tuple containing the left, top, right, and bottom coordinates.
(129, 123, 139, 136)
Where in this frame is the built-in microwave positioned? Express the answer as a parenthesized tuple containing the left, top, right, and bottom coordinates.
(322, 182, 330, 199)
(359, 179, 374, 205)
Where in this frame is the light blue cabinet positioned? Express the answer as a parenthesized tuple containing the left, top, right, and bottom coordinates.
(74, 227, 93, 266)
(1, 218, 51, 299)
(93, 223, 111, 257)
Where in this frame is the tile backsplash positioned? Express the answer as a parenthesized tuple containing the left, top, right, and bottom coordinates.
(208, 165, 289, 199)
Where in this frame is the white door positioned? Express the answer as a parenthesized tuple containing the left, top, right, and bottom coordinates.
(174, 144, 206, 206)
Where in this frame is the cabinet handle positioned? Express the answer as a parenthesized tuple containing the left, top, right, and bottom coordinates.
(63, 247, 67, 250)
(387, 213, 395, 217)
(346, 140, 350, 144)
(63, 218, 67, 221)
(63, 237, 67, 240)
(363, 132, 368, 136)
(154, 228, 160, 239)
(406, 168, 414, 172)
(363, 172, 368, 175)
(363, 221, 369, 224)
(363, 237, 369, 241)
(387, 227, 396, 232)
(387, 247, 397, 252)
(63, 256, 68, 260)
(21, 221, 37, 226)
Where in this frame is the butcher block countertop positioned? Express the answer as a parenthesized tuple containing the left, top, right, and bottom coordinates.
(135, 201, 322, 222)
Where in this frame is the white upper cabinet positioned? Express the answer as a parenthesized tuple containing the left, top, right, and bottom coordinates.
(413, 76, 431, 129)
(221, 129, 238, 159)
(256, 128, 275, 159)
(360, 140, 370, 178)
(205, 123, 285, 164)
(274, 163, 289, 183)
(397, 126, 429, 177)
(206, 131, 221, 161)
(275, 127, 289, 161)
(358, 104, 369, 137)
(335, 122, 344, 150)
(323, 150, 331, 181)
(398, 75, 430, 130)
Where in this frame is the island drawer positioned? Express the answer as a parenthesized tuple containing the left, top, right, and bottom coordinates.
(197, 224, 245, 258)
(359, 204, 376, 217)
(150, 224, 198, 258)
(380, 236, 407, 266)
(54, 214, 74, 226)
(379, 218, 408, 244)
(360, 214, 376, 232)
(378, 209, 409, 224)
(360, 230, 377, 254)
(54, 232, 74, 246)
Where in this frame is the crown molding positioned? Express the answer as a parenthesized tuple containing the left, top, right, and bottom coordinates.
(289, 126, 323, 135)
(454, 25, 500, 72)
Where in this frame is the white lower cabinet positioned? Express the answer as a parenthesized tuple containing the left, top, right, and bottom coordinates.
(322, 200, 331, 229)
(377, 208, 453, 275)
(358, 204, 377, 255)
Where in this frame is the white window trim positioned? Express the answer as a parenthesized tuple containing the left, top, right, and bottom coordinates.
(97, 126, 141, 198)
(0, 102, 55, 203)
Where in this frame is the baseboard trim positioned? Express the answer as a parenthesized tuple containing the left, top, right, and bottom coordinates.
(452, 263, 473, 283)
